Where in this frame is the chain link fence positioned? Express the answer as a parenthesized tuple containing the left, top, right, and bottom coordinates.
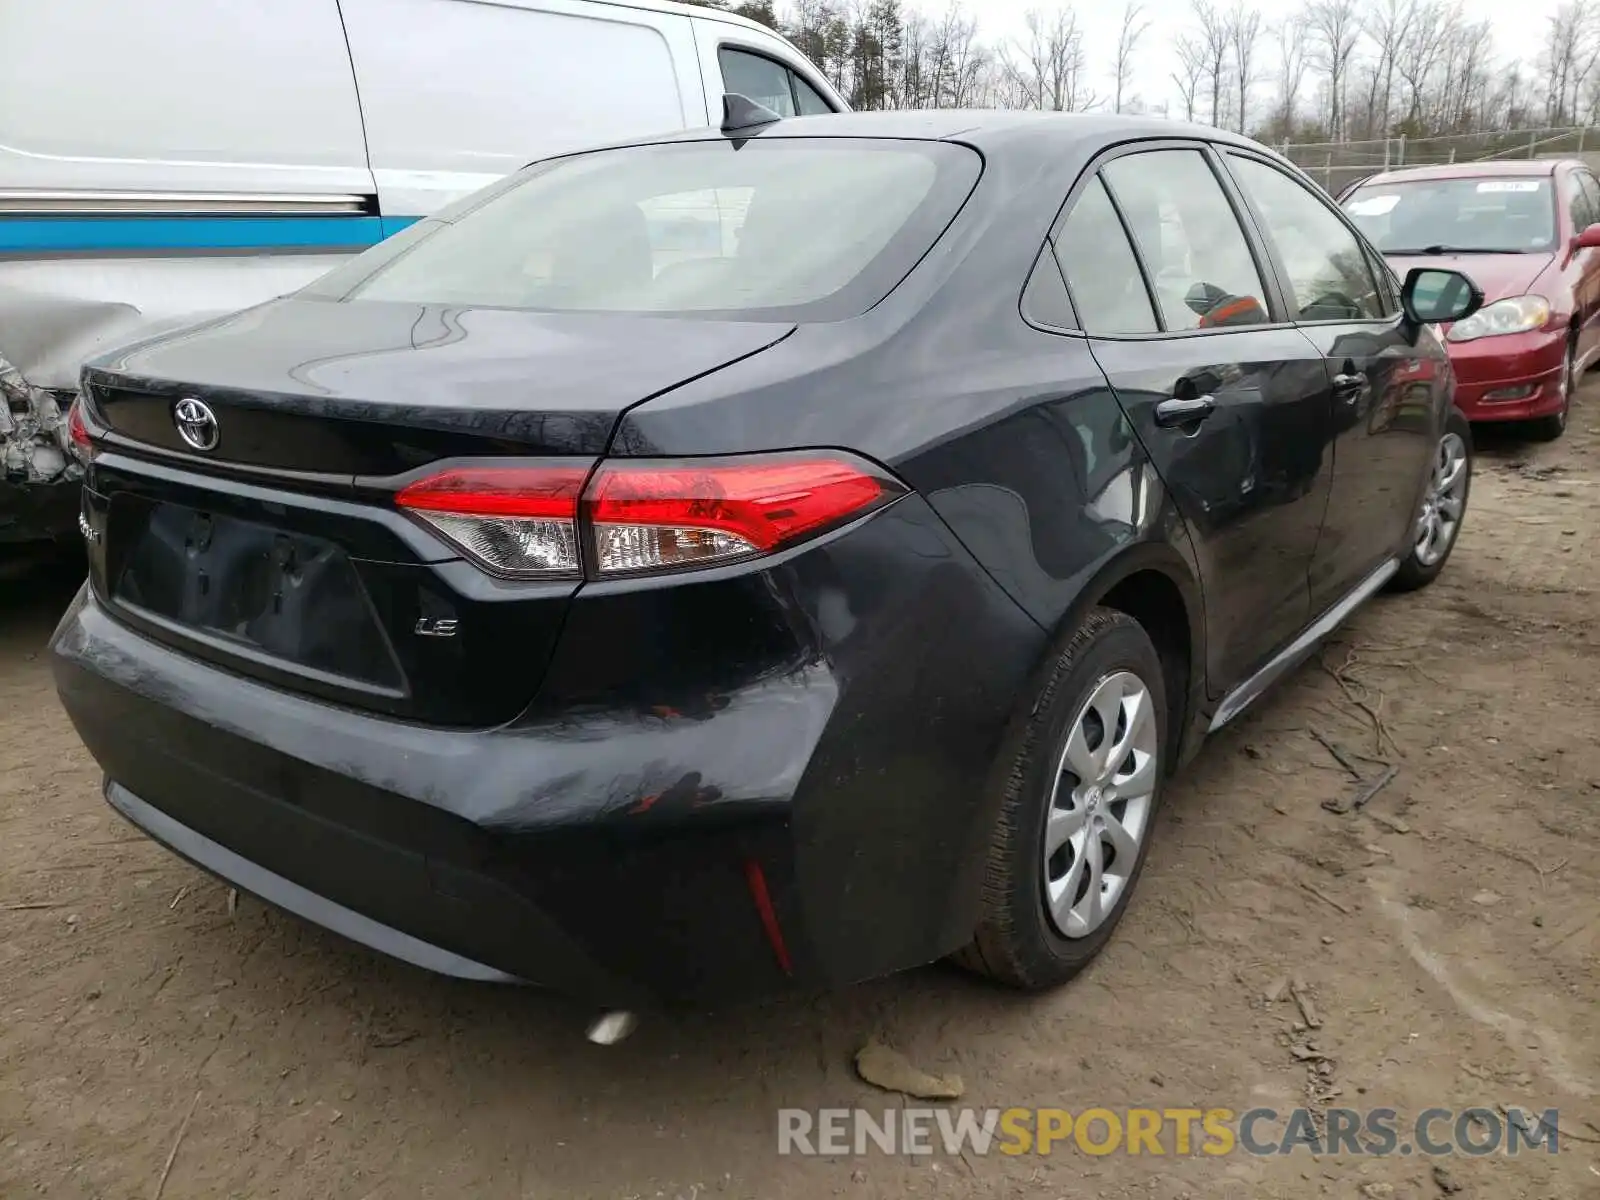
(1281, 126, 1600, 196)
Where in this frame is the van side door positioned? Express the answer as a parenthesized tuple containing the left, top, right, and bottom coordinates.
(338, 0, 704, 225)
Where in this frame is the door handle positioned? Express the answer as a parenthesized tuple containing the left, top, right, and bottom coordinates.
(1155, 394, 1217, 427)
(1332, 371, 1366, 402)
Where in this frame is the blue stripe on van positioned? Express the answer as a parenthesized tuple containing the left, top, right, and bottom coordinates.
(380, 215, 422, 238)
(0, 215, 397, 254)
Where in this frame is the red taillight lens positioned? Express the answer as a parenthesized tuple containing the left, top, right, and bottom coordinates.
(395, 464, 589, 578)
(586, 453, 902, 575)
(67, 395, 94, 461)
(393, 452, 904, 579)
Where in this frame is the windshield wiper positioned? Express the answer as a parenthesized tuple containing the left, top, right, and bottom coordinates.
(1385, 244, 1531, 255)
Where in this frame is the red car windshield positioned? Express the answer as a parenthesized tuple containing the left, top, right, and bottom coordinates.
(1343, 176, 1556, 254)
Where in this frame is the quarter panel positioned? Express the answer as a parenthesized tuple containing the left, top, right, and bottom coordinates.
(534, 494, 1049, 983)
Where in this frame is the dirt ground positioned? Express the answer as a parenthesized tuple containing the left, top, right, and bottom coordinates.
(2, 394, 1597, 1200)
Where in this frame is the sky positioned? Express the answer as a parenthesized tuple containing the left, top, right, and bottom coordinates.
(899, 0, 1562, 121)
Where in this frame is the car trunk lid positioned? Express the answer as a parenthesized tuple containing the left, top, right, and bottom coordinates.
(81, 298, 794, 726)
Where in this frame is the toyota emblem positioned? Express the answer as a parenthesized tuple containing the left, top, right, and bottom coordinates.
(173, 397, 220, 452)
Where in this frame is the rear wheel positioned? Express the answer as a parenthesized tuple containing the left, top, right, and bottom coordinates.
(1390, 407, 1472, 593)
(956, 608, 1167, 990)
(1527, 338, 1575, 442)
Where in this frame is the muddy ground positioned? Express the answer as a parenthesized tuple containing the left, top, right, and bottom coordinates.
(2, 393, 1597, 1200)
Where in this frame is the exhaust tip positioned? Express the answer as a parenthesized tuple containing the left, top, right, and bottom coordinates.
(586, 1010, 638, 1045)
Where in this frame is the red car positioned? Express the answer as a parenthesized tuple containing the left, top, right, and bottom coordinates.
(1343, 158, 1600, 440)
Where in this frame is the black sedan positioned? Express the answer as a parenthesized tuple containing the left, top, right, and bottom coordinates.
(53, 105, 1482, 1008)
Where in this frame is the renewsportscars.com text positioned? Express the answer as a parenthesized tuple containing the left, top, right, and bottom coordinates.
(777, 1106, 1564, 1158)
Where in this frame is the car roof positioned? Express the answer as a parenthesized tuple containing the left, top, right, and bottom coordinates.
(633, 108, 1275, 157)
(1357, 159, 1571, 186)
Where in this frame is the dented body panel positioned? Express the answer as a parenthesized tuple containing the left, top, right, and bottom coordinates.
(0, 0, 845, 550)
(0, 256, 349, 546)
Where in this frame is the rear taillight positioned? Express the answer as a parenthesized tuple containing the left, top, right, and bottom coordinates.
(394, 452, 905, 579)
(396, 464, 589, 578)
(67, 395, 95, 462)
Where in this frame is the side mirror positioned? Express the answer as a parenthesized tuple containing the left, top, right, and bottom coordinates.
(1573, 222, 1600, 251)
(1400, 266, 1484, 329)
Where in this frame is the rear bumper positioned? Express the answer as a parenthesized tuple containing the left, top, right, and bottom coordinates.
(52, 495, 1045, 1004)
(55, 585, 821, 1004)
(104, 781, 519, 984)
(1448, 329, 1568, 421)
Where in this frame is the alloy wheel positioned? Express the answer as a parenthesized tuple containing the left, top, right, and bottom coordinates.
(1414, 431, 1468, 567)
(1042, 670, 1159, 939)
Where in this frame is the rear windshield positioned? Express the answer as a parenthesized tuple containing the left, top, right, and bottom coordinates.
(1343, 176, 1556, 253)
(302, 138, 981, 321)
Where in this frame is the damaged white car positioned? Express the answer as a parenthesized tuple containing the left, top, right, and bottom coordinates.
(0, 0, 840, 563)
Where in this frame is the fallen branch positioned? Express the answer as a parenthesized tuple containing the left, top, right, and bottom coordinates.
(1349, 764, 1400, 812)
(1300, 881, 1352, 915)
(1310, 729, 1363, 780)
(1459, 835, 1570, 890)
(1320, 648, 1401, 759)
(154, 1090, 202, 1200)
(3, 902, 65, 911)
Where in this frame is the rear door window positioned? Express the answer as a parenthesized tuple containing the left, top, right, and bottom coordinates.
(1053, 177, 1159, 335)
(1564, 171, 1598, 234)
(1229, 154, 1388, 321)
(1580, 172, 1600, 231)
(1096, 148, 1271, 332)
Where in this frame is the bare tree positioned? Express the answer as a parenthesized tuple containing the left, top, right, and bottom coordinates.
(1113, 1, 1152, 113)
(1363, 0, 1416, 137)
(1391, 1, 1453, 127)
(1173, 32, 1207, 121)
(1271, 18, 1309, 136)
(941, 6, 988, 107)
(1307, 0, 1362, 139)
(1000, 7, 1100, 111)
(1188, 0, 1234, 127)
(1229, 0, 1263, 132)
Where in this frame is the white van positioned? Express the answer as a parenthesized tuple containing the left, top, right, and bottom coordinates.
(0, 0, 842, 554)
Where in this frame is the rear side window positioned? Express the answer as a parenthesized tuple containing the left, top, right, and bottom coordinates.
(1564, 171, 1598, 234)
(1054, 177, 1158, 335)
(303, 139, 980, 322)
(719, 48, 832, 117)
(1230, 155, 1388, 321)
(1022, 244, 1075, 329)
(1580, 173, 1600, 231)
(1101, 149, 1271, 332)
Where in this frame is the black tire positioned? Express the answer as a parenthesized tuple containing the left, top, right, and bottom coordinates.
(955, 607, 1168, 990)
(1390, 406, 1472, 593)
(1527, 336, 1574, 442)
